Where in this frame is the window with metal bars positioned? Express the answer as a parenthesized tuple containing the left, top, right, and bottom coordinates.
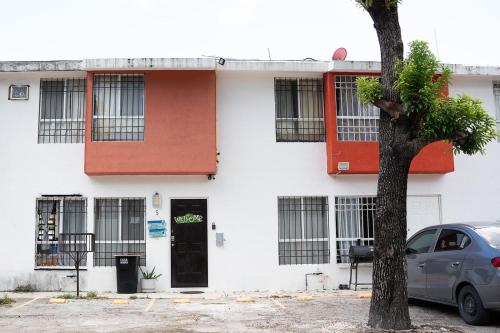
(278, 196, 330, 265)
(336, 75, 380, 141)
(92, 74, 145, 141)
(274, 78, 325, 142)
(335, 196, 376, 263)
(94, 198, 146, 266)
(493, 82, 500, 142)
(35, 197, 87, 268)
(38, 78, 86, 143)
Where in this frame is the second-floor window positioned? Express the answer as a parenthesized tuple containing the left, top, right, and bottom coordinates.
(335, 75, 379, 142)
(38, 78, 86, 144)
(274, 78, 325, 142)
(494, 82, 500, 142)
(92, 74, 145, 141)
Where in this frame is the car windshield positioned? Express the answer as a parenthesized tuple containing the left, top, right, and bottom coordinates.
(476, 227, 500, 249)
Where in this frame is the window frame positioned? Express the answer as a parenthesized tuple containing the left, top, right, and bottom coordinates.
(38, 78, 87, 144)
(93, 197, 146, 267)
(274, 77, 325, 142)
(406, 228, 438, 255)
(35, 197, 87, 270)
(92, 74, 145, 142)
(335, 75, 380, 142)
(493, 82, 500, 143)
(277, 196, 330, 265)
(433, 228, 472, 252)
(334, 195, 376, 263)
(92, 74, 145, 119)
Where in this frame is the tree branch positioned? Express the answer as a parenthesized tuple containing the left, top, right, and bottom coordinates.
(374, 99, 404, 120)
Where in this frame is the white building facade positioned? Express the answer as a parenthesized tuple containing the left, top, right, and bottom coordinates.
(0, 59, 499, 292)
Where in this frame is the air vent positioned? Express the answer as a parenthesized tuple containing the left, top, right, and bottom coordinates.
(338, 162, 350, 171)
(8, 84, 29, 100)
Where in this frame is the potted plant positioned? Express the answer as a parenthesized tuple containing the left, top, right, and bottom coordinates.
(140, 266, 162, 293)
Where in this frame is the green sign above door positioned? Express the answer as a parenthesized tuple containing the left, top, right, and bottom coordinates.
(174, 213, 203, 224)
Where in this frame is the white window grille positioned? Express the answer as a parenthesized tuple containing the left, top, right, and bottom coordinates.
(335, 75, 379, 141)
(38, 78, 86, 143)
(35, 197, 87, 268)
(92, 74, 145, 141)
(278, 196, 330, 265)
(335, 196, 376, 263)
(94, 198, 146, 266)
(275, 78, 325, 142)
(493, 82, 500, 142)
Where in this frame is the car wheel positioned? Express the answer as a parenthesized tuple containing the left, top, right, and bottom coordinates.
(458, 285, 490, 325)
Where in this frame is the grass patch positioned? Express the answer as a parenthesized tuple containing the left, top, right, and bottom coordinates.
(56, 292, 103, 300)
(0, 295, 15, 305)
(129, 295, 138, 300)
(86, 291, 98, 299)
(13, 284, 36, 293)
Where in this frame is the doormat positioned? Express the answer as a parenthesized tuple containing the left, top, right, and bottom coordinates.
(180, 291, 204, 294)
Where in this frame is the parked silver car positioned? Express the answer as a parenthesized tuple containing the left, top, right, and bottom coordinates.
(406, 222, 500, 325)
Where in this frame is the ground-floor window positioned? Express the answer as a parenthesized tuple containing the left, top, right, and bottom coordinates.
(35, 197, 87, 267)
(278, 196, 330, 265)
(335, 196, 376, 263)
(94, 198, 146, 266)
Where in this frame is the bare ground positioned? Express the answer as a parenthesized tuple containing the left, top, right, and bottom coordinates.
(0, 291, 499, 333)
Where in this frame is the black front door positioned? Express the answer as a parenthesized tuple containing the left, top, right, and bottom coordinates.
(171, 199, 208, 288)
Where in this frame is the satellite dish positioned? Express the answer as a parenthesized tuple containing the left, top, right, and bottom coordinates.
(332, 47, 347, 61)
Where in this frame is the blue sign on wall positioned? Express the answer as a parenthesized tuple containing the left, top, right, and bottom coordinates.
(147, 220, 166, 238)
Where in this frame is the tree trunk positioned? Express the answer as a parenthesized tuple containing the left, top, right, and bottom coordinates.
(368, 112, 413, 329)
(363, 1, 414, 329)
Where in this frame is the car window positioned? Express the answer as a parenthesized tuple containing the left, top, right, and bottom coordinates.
(406, 229, 437, 254)
(476, 227, 500, 249)
(435, 229, 471, 252)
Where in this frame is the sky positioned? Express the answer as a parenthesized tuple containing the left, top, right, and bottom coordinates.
(1, 0, 498, 66)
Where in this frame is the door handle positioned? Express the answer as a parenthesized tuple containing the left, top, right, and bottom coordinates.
(451, 262, 460, 267)
(418, 264, 425, 269)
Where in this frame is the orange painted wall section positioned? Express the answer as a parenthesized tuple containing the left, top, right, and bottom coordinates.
(324, 72, 454, 175)
(84, 71, 217, 175)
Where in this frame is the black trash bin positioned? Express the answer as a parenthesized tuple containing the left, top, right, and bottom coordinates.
(115, 255, 140, 293)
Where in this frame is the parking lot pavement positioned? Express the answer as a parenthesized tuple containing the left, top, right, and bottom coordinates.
(0, 291, 499, 332)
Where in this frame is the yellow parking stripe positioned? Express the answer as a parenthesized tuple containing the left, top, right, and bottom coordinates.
(144, 298, 155, 312)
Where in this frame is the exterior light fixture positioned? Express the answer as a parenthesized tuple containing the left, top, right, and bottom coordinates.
(152, 192, 161, 209)
(217, 58, 226, 66)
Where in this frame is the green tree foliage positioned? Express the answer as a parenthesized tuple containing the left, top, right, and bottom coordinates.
(357, 41, 497, 155)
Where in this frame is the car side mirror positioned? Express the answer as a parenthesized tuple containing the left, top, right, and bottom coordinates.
(405, 248, 415, 255)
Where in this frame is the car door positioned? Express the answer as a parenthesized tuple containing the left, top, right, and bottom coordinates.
(406, 228, 438, 298)
(425, 228, 471, 302)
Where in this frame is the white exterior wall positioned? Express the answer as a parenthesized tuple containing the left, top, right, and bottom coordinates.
(0, 70, 499, 293)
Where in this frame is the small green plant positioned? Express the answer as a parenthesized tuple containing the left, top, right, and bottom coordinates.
(56, 292, 103, 300)
(13, 284, 36, 293)
(0, 295, 15, 305)
(140, 266, 162, 280)
(129, 295, 138, 300)
(86, 291, 98, 299)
